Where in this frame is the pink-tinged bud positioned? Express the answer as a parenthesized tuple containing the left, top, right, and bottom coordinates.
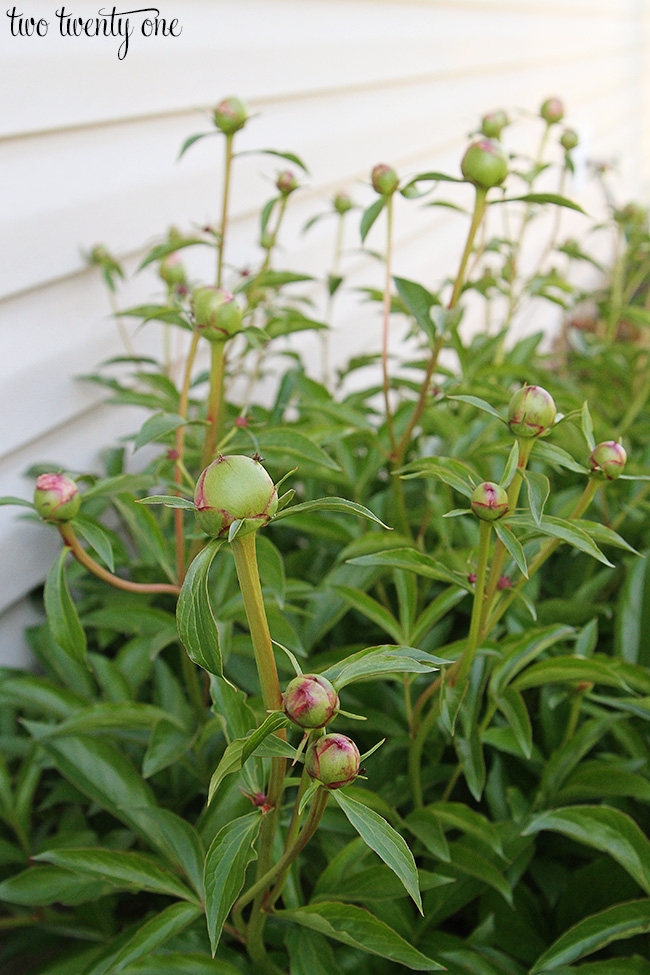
(213, 96, 248, 135)
(540, 97, 565, 125)
(467, 572, 477, 585)
(507, 385, 556, 438)
(461, 139, 508, 189)
(560, 129, 579, 151)
(194, 455, 278, 538)
(159, 252, 187, 289)
(305, 733, 360, 789)
(497, 574, 512, 590)
(283, 674, 339, 729)
(333, 192, 353, 215)
(191, 286, 243, 343)
(480, 110, 509, 140)
(470, 482, 509, 522)
(33, 474, 81, 523)
(276, 170, 298, 196)
(371, 164, 399, 196)
(589, 441, 627, 480)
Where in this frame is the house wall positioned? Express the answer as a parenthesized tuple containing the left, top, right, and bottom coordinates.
(1, 0, 649, 664)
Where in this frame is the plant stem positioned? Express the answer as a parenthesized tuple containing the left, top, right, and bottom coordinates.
(58, 524, 180, 596)
(454, 520, 492, 684)
(393, 185, 488, 466)
(382, 195, 397, 456)
(321, 212, 345, 388)
(479, 436, 533, 631)
(408, 698, 440, 809)
(230, 532, 287, 956)
(217, 134, 234, 287)
(199, 340, 226, 471)
(483, 477, 600, 634)
(174, 331, 201, 584)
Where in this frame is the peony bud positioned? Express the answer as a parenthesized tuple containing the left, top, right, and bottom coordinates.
(194, 455, 278, 538)
(283, 674, 339, 729)
(213, 96, 248, 135)
(34, 474, 81, 523)
(507, 385, 556, 438)
(305, 733, 360, 789)
(371, 164, 399, 196)
(470, 481, 509, 522)
(191, 286, 243, 342)
(159, 252, 187, 289)
(589, 441, 627, 480)
(480, 110, 509, 140)
(461, 139, 508, 189)
(560, 129, 579, 151)
(276, 170, 298, 196)
(333, 192, 353, 215)
(540, 97, 565, 125)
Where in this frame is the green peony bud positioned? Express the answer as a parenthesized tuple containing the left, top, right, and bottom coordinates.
(213, 96, 248, 135)
(589, 440, 627, 480)
(371, 164, 399, 196)
(461, 139, 508, 189)
(333, 192, 353, 215)
(470, 481, 509, 522)
(191, 286, 243, 342)
(305, 733, 360, 789)
(480, 110, 509, 140)
(507, 385, 556, 438)
(540, 97, 565, 125)
(33, 474, 81, 523)
(560, 129, 579, 151)
(276, 170, 298, 196)
(159, 252, 187, 289)
(194, 455, 278, 538)
(283, 674, 339, 729)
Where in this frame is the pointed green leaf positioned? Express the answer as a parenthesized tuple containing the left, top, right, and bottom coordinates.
(33, 848, 196, 901)
(73, 515, 115, 571)
(273, 497, 390, 529)
(133, 413, 189, 452)
(44, 549, 87, 664)
(494, 521, 528, 577)
(177, 540, 225, 676)
(108, 902, 202, 974)
(321, 644, 445, 688)
(521, 469, 550, 526)
(204, 812, 261, 955)
(495, 686, 532, 758)
(360, 197, 387, 242)
(447, 394, 506, 424)
(531, 899, 650, 972)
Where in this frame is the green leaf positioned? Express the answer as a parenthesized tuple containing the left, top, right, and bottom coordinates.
(73, 515, 115, 571)
(500, 441, 520, 489)
(274, 497, 390, 529)
(495, 686, 532, 758)
(420, 802, 504, 857)
(360, 197, 387, 242)
(207, 718, 295, 804)
(275, 902, 444, 970)
(494, 521, 528, 577)
(455, 728, 485, 802)
(523, 806, 650, 894)
(0, 673, 87, 718)
(45, 701, 184, 737)
(177, 131, 213, 158)
(127, 807, 205, 898)
(521, 469, 550, 526)
(138, 495, 196, 509)
(406, 809, 451, 862)
(204, 812, 261, 955)
(237, 147, 310, 173)
(530, 899, 650, 972)
(398, 457, 477, 499)
(286, 928, 345, 975)
(512, 656, 627, 692)
(138, 238, 212, 270)
(242, 710, 290, 764)
(447, 394, 506, 424)
(118, 955, 241, 975)
(490, 624, 575, 696)
(0, 495, 34, 508)
(332, 789, 422, 912)
(393, 277, 439, 346)
(533, 440, 589, 475)
(34, 848, 197, 901)
(347, 548, 471, 589)
(506, 514, 614, 567)
(134, 413, 190, 452)
(332, 586, 404, 643)
(44, 549, 87, 664)
(177, 540, 225, 676)
(249, 428, 340, 471)
(108, 902, 202, 974)
(321, 644, 445, 688)
(400, 171, 466, 197)
(581, 401, 596, 451)
(0, 865, 110, 906)
(496, 192, 586, 213)
(447, 840, 513, 906)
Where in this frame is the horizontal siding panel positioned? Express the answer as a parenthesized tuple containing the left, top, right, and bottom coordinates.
(0, 1, 639, 138)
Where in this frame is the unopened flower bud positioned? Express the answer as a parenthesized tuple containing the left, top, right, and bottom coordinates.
(159, 252, 187, 289)
(480, 110, 509, 140)
(276, 170, 298, 196)
(507, 385, 556, 438)
(192, 286, 243, 342)
(305, 733, 360, 789)
(34, 474, 81, 523)
(461, 139, 508, 189)
(497, 574, 512, 590)
(470, 482, 509, 522)
(213, 96, 248, 135)
(589, 441, 627, 480)
(333, 192, 353, 215)
(194, 455, 278, 538)
(467, 572, 477, 585)
(283, 674, 339, 729)
(260, 230, 274, 250)
(371, 164, 399, 196)
(540, 97, 565, 125)
(560, 129, 579, 151)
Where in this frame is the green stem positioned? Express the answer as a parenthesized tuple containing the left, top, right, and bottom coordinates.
(408, 699, 440, 809)
(199, 340, 226, 470)
(455, 519, 492, 684)
(321, 212, 346, 388)
(217, 134, 234, 287)
(382, 195, 397, 455)
(174, 331, 201, 584)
